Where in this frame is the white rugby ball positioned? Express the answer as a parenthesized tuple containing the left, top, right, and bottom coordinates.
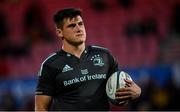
(106, 71, 133, 105)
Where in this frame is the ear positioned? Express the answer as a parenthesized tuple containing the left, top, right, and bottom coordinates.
(56, 28, 63, 37)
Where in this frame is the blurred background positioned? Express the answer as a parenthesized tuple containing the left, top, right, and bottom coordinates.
(0, 0, 180, 111)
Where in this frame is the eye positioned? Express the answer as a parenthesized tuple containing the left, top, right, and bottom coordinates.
(68, 24, 76, 28)
(78, 22, 84, 26)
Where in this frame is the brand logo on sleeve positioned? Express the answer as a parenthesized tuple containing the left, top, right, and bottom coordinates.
(62, 64, 74, 72)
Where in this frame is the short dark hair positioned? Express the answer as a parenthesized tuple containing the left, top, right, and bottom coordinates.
(53, 8, 82, 29)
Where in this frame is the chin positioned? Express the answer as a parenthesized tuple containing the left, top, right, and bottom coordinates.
(77, 38, 86, 43)
(70, 41, 85, 46)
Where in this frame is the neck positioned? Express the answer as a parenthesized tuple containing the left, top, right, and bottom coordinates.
(62, 43, 85, 58)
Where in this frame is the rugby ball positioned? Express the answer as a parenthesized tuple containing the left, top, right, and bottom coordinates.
(106, 71, 133, 105)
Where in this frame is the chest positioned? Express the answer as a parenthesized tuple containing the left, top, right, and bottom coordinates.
(55, 54, 110, 88)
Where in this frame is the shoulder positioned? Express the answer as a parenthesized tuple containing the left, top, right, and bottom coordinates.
(38, 53, 58, 76)
(90, 45, 110, 53)
(41, 52, 58, 66)
(89, 45, 115, 60)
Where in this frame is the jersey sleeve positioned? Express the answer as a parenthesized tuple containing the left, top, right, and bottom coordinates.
(35, 63, 57, 96)
(107, 51, 119, 76)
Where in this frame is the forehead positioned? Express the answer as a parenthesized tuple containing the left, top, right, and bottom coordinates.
(63, 16, 83, 25)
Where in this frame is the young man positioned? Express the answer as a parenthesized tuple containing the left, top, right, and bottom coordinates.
(35, 8, 141, 111)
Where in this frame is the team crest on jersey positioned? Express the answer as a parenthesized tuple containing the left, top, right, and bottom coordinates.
(90, 54, 104, 66)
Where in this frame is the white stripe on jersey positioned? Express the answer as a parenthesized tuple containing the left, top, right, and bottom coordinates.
(38, 53, 57, 76)
(91, 45, 108, 50)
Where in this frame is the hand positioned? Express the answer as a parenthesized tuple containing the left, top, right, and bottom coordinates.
(115, 79, 141, 103)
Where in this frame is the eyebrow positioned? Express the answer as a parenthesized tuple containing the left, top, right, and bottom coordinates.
(67, 21, 84, 28)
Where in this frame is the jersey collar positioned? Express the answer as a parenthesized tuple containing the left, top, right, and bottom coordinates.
(57, 45, 90, 58)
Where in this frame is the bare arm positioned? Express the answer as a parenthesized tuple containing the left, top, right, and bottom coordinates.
(35, 95, 52, 111)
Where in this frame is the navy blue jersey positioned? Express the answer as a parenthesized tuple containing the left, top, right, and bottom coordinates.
(35, 45, 119, 111)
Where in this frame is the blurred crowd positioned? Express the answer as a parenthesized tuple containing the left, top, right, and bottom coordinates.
(0, 0, 180, 111)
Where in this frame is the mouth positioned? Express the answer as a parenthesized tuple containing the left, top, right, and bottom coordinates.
(76, 34, 84, 37)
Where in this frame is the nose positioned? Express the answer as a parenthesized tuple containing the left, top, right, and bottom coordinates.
(75, 24, 82, 32)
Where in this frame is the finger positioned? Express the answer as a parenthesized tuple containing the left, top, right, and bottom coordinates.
(125, 79, 135, 87)
(125, 83, 130, 87)
(116, 87, 131, 92)
(124, 79, 133, 84)
(115, 91, 131, 96)
(115, 95, 131, 100)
